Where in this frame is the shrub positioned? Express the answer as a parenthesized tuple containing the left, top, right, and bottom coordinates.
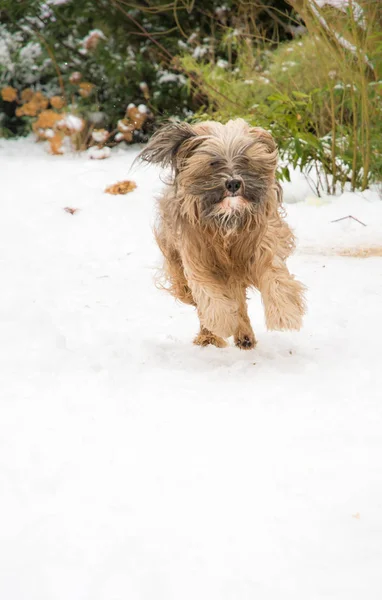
(179, 0, 382, 192)
(0, 0, 293, 141)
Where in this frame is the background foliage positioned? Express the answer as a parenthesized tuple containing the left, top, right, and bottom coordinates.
(0, 0, 381, 191)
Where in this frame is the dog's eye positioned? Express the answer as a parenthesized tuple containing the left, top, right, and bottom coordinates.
(209, 160, 221, 168)
(234, 156, 251, 168)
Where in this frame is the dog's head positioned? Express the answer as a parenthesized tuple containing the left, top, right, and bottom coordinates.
(139, 118, 278, 228)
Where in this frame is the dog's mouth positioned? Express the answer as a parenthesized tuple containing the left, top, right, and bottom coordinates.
(197, 184, 262, 227)
(219, 195, 248, 212)
(200, 194, 254, 230)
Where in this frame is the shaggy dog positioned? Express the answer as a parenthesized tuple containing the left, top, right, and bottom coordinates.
(140, 118, 306, 349)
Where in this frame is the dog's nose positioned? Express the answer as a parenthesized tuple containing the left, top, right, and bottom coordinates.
(225, 179, 241, 193)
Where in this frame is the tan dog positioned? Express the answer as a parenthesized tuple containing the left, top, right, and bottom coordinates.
(140, 118, 306, 349)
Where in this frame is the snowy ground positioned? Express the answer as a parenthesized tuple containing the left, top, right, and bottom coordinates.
(1, 137, 382, 600)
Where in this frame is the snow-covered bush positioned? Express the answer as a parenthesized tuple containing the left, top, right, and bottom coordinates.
(0, 0, 294, 140)
(1, 83, 153, 155)
(0, 0, 188, 139)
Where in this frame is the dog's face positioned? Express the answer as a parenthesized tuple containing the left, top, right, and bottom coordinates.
(140, 119, 278, 228)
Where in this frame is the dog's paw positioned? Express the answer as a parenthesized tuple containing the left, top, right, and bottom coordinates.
(234, 332, 257, 350)
(193, 329, 227, 348)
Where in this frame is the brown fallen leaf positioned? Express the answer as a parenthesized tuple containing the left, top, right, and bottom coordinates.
(105, 180, 137, 195)
(64, 207, 79, 215)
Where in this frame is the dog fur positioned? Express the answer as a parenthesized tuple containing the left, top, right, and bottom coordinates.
(140, 118, 306, 349)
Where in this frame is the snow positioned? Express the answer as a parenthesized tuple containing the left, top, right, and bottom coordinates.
(19, 41, 42, 62)
(117, 119, 130, 132)
(82, 28, 106, 45)
(0, 136, 382, 600)
(308, 0, 372, 68)
(0, 24, 23, 75)
(91, 130, 109, 143)
(57, 114, 84, 132)
(86, 146, 111, 160)
(216, 59, 229, 69)
(314, 0, 366, 29)
(42, 127, 54, 138)
(192, 46, 208, 59)
(157, 70, 187, 85)
(88, 111, 106, 125)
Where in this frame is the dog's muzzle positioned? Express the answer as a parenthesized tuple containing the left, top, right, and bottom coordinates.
(220, 196, 248, 210)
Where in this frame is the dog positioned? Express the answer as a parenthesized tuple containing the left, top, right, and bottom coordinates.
(140, 118, 306, 349)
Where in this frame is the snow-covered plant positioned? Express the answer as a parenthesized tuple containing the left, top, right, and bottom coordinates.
(1, 81, 155, 155)
(178, 0, 382, 191)
(0, 0, 296, 139)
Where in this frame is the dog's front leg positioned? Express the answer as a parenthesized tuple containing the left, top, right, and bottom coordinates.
(257, 258, 306, 331)
(180, 252, 239, 339)
(234, 287, 257, 350)
(188, 278, 239, 339)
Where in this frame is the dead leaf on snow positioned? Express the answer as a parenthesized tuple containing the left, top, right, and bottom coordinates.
(105, 180, 137, 195)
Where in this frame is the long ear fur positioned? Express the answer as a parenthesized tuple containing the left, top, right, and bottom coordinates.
(249, 127, 277, 154)
(139, 122, 197, 169)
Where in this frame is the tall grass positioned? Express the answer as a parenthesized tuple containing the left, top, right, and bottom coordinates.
(180, 0, 382, 193)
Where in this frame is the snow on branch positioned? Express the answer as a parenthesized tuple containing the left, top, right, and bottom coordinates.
(308, 0, 374, 70)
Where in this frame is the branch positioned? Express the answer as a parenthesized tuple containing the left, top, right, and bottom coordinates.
(110, 0, 248, 110)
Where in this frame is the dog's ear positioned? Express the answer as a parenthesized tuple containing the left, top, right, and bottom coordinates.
(248, 126, 278, 176)
(139, 122, 199, 169)
(249, 127, 277, 154)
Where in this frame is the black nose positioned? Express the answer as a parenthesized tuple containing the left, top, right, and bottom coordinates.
(225, 179, 241, 193)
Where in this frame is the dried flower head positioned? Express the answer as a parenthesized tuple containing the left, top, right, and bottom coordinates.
(50, 96, 65, 110)
(1, 86, 18, 102)
(117, 118, 133, 133)
(91, 129, 109, 144)
(49, 133, 64, 155)
(21, 101, 39, 117)
(34, 110, 62, 129)
(70, 72, 82, 84)
(117, 119, 134, 142)
(126, 104, 148, 130)
(83, 29, 106, 52)
(21, 88, 34, 102)
(32, 92, 49, 110)
(79, 82, 95, 98)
